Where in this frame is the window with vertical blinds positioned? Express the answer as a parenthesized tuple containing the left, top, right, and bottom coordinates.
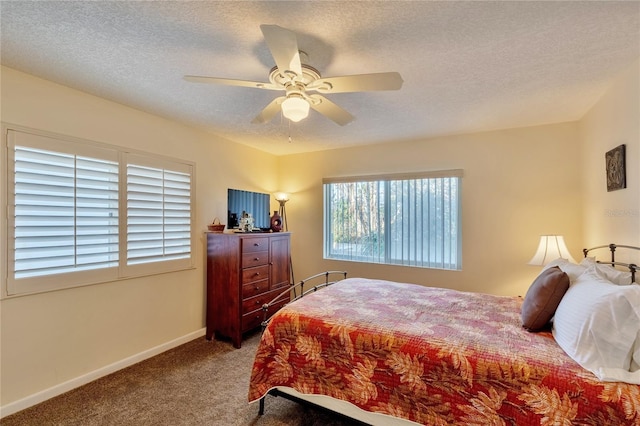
(323, 170, 462, 270)
(5, 127, 194, 296)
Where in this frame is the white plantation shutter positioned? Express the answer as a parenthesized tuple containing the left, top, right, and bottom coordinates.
(13, 148, 119, 277)
(123, 154, 193, 276)
(7, 130, 120, 295)
(5, 127, 195, 296)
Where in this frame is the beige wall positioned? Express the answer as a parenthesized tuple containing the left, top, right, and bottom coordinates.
(579, 59, 640, 260)
(279, 122, 583, 297)
(0, 67, 279, 409)
(1, 58, 637, 414)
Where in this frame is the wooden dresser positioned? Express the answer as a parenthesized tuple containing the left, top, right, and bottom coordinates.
(206, 232, 291, 348)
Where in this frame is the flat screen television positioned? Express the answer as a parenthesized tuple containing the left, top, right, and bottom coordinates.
(227, 188, 271, 230)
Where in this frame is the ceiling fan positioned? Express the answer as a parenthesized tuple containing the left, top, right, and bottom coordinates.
(184, 25, 403, 126)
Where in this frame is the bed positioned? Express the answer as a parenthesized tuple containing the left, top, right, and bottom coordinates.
(248, 245, 640, 425)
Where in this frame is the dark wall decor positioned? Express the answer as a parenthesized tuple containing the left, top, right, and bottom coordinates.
(605, 144, 626, 192)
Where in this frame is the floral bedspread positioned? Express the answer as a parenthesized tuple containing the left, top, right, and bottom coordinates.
(248, 278, 640, 425)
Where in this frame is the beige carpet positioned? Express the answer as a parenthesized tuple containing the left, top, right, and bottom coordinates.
(2, 332, 358, 425)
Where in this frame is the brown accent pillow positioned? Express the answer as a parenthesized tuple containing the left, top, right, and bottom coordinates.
(521, 266, 570, 331)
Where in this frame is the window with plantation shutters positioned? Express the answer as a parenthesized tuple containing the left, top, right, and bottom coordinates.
(4, 127, 194, 296)
(323, 170, 462, 270)
(124, 156, 192, 274)
(13, 147, 119, 278)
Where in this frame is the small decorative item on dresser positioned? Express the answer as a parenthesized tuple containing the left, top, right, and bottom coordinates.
(208, 218, 226, 233)
(270, 210, 282, 232)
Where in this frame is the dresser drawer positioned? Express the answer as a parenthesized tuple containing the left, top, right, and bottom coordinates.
(241, 264, 269, 285)
(242, 237, 268, 253)
(241, 287, 289, 315)
(241, 310, 264, 333)
(242, 292, 272, 315)
(242, 250, 268, 268)
(242, 278, 269, 299)
(241, 296, 289, 332)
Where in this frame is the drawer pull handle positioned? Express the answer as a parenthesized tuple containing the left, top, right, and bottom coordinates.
(254, 272, 260, 276)
(255, 286, 260, 291)
(254, 243, 260, 247)
(254, 257, 260, 261)
(256, 300, 261, 305)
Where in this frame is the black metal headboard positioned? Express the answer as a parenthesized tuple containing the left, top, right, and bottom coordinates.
(583, 243, 639, 283)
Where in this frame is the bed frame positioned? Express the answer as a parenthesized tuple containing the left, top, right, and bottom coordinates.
(583, 243, 639, 283)
(254, 244, 639, 422)
(257, 270, 348, 417)
(259, 270, 348, 332)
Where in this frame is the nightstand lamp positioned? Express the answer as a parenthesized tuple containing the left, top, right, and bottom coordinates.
(528, 235, 577, 266)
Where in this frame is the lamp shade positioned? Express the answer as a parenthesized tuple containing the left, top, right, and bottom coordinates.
(281, 96, 309, 122)
(274, 192, 289, 203)
(528, 235, 577, 265)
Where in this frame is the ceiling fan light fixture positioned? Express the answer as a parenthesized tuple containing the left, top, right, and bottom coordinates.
(185, 25, 402, 126)
(281, 95, 309, 122)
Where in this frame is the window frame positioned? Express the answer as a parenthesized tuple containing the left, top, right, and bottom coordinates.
(2, 124, 196, 297)
(121, 153, 194, 278)
(323, 170, 463, 270)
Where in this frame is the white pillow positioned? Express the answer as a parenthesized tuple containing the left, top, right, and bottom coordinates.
(580, 257, 633, 285)
(543, 258, 586, 285)
(552, 268, 640, 384)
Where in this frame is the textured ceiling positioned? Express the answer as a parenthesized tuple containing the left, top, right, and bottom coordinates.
(1, 1, 639, 155)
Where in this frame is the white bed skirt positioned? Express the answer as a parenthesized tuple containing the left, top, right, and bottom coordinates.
(258, 386, 421, 426)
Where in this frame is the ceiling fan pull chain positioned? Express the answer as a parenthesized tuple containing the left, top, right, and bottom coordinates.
(288, 120, 292, 143)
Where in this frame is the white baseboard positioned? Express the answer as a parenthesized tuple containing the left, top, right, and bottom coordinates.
(0, 328, 206, 419)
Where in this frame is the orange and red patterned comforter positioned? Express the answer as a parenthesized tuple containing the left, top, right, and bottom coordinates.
(248, 278, 640, 425)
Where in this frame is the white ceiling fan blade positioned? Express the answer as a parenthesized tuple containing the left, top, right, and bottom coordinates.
(251, 96, 286, 124)
(260, 24, 302, 76)
(308, 94, 354, 126)
(183, 75, 280, 90)
(308, 72, 403, 93)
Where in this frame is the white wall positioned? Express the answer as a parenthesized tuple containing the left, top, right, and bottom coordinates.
(0, 67, 279, 412)
(279, 122, 583, 297)
(580, 59, 640, 260)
